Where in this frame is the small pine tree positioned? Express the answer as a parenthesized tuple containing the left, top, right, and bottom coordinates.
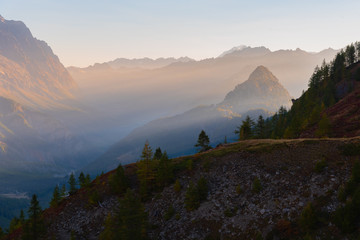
(68, 173, 77, 195)
(197, 177, 208, 201)
(137, 141, 155, 199)
(117, 189, 148, 240)
(235, 115, 254, 140)
(315, 113, 331, 138)
(19, 209, 25, 224)
(50, 185, 61, 207)
(254, 115, 266, 139)
(185, 181, 200, 211)
(78, 172, 86, 188)
(156, 151, 173, 188)
(195, 130, 212, 152)
(153, 147, 163, 160)
(27, 194, 43, 240)
(224, 136, 227, 144)
(109, 164, 128, 194)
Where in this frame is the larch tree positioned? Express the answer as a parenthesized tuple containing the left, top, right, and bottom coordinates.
(195, 130, 211, 152)
(137, 141, 155, 198)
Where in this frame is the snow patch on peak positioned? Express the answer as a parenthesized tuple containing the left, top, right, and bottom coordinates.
(218, 45, 248, 57)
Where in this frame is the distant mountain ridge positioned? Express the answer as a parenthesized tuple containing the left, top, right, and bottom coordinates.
(71, 56, 195, 71)
(0, 15, 77, 109)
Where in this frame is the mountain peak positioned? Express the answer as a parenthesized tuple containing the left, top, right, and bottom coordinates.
(0, 15, 5, 23)
(219, 46, 271, 58)
(220, 66, 292, 113)
(248, 65, 279, 83)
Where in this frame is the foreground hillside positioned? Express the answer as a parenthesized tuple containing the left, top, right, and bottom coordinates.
(11, 137, 360, 239)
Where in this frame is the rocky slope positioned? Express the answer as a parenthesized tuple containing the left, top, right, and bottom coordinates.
(0, 15, 77, 110)
(84, 66, 290, 174)
(41, 137, 360, 239)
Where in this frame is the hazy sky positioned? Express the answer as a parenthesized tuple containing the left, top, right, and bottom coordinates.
(1, 0, 360, 67)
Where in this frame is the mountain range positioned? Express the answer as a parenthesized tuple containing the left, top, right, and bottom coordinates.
(67, 45, 338, 146)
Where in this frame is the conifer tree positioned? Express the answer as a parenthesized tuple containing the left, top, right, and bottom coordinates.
(235, 115, 254, 140)
(195, 130, 212, 152)
(19, 209, 25, 224)
(117, 189, 148, 239)
(137, 141, 155, 198)
(315, 113, 331, 138)
(50, 185, 61, 207)
(254, 115, 266, 139)
(27, 194, 43, 240)
(100, 189, 148, 240)
(185, 181, 200, 211)
(156, 151, 173, 188)
(153, 147, 163, 160)
(68, 173, 77, 195)
(78, 172, 86, 188)
(109, 164, 128, 194)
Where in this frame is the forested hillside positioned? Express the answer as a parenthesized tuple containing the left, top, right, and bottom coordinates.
(239, 42, 360, 140)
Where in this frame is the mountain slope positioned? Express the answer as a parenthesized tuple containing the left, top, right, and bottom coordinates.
(0, 15, 77, 109)
(85, 66, 291, 174)
(35, 137, 360, 239)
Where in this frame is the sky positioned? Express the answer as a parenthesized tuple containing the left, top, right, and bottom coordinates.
(1, 0, 360, 67)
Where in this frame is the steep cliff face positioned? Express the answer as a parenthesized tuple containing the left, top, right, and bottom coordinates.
(0, 15, 77, 109)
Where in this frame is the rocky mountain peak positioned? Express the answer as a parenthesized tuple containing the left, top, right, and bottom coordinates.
(220, 66, 292, 113)
(0, 16, 77, 109)
(247, 65, 279, 84)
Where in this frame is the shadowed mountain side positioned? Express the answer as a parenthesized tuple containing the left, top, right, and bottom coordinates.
(0, 96, 99, 191)
(0, 16, 77, 110)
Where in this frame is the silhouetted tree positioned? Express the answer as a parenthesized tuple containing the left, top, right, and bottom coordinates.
(109, 164, 128, 194)
(153, 147, 163, 160)
(100, 189, 148, 240)
(50, 185, 61, 207)
(254, 115, 266, 139)
(26, 194, 43, 240)
(137, 141, 155, 198)
(78, 172, 86, 188)
(195, 130, 212, 152)
(235, 116, 254, 140)
(68, 173, 77, 195)
(345, 44, 356, 66)
(156, 151, 173, 188)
